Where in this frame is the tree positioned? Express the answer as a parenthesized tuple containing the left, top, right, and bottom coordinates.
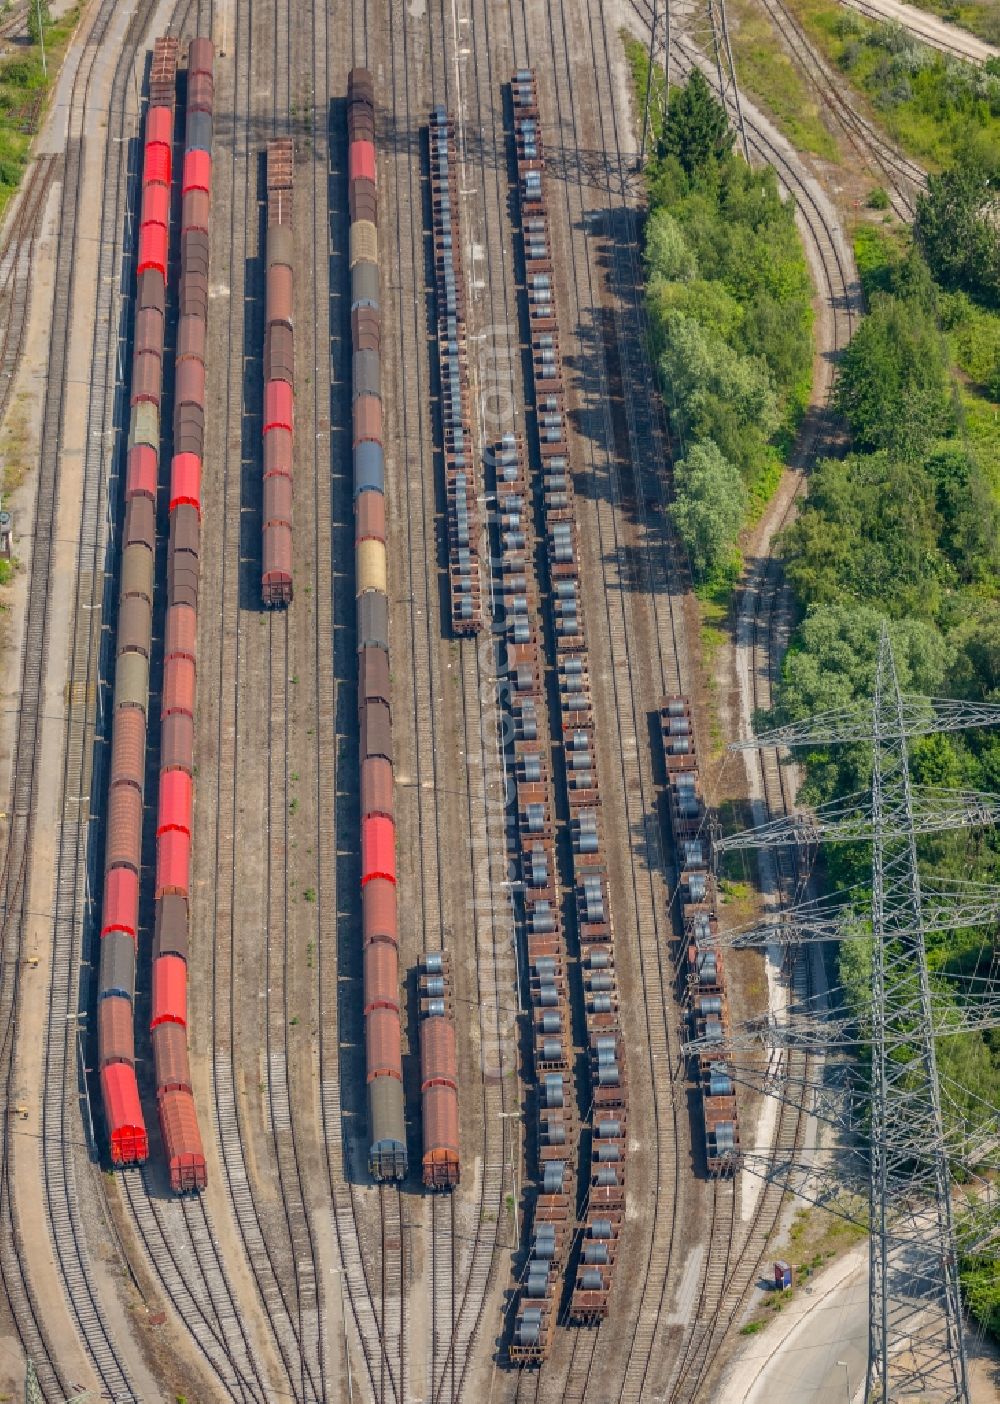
(644, 207, 698, 283)
(668, 439, 745, 580)
(661, 69, 733, 176)
(923, 448, 1000, 586)
(836, 295, 955, 459)
(659, 314, 780, 450)
(914, 159, 1000, 309)
(28, 0, 50, 44)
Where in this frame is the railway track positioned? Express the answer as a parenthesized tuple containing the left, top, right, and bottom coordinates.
(0, 152, 58, 427)
(757, 0, 925, 221)
(837, 0, 998, 63)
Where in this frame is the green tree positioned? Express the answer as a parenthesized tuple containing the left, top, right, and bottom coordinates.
(923, 448, 1000, 586)
(644, 207, 698, 283)
(836, 296, 955, 459)
(914, 158, 1000, 309)
(668, 439, 746, 580)
(28, 0, 50, 44)
(661, 69, 733, 175)
(659, 314, 780, 448)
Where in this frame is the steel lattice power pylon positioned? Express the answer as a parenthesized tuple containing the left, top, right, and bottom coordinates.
(686, 628, 1000, 1402)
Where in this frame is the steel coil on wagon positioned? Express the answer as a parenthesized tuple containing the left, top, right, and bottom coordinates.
(263, 471, 292, 528)
(155, 828, 191, 899)
(112, 652, 149, 721)
(361, 698, 393, 766)
(362, 876, 398, 945)
(154, 892, 189, 961)
(349, 220, 378, 269)
(126, 444, 158, 501)
(358, 644, 390, 707)
(170, 452, 202, 512)
(367, 1075, 406, 1180)
(110, 706, 146, 790)
(420, 1016, 458, 1089)
(361, 814, 395, 885)
(100, 867, 139, 938)
(117, 593, 152, 658)
(264, 425, 292, 477)
(99, 930, 136, 1000)
(356, 537, 387, 595)
(101, 1064, 148, 1164)
(363, 937, 400, 1013)
(158, 1089, 206, 1192)
(99, 994, 136, 1065)
(165, 602, 198, 659)
(360, 756, 393, 820)
(357, 589, 389, 651)
(160, 711, 194, 774)
(365, 1007, 402, 1079)
(152, 1022, 192, 1095)
(355, 485, 385, 543)
(157, 768, 193, 836)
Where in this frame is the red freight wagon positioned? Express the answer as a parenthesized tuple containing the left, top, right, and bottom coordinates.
(125, 494, 156, 551)
(162, 654, 196, 717)
(137, 222, 168, 278)
(362, 875, 398, 944)
(170, 453, 202, 513)
(134, 305, 165, 359)
(131, 350, 161, 407)
(355, 485, 385, 543)
(106, 781, 143, 872)
(176, 356, 206, 409)
(422, 1083, 460, 1187)
(140, 179, 170, 230)
(101, 1064, 148, 1164)
(157, 768, 193, 835)
(359, 645, 391, 707)
(165, 603, 197, 659)
(142, 139, 171, 188)
(360, 756, 393, 819)
(177, 312, 207, 364)
(363, 937, 400, 1013)
(365, 1006, 402, 1080)
(155, 827, 191, 899)
(110, 705, 145, 789)
(420, 1017, 457, 1089)
(126, 444, 158, 501)
(264, 425, 292, 477)
(181, 188, 210, 235)
(264, 472, 293, 528)
(361, 815, 395, 885)
(353, 392, 382, 446)
(182, 148, 211, 194)
(158, 1088, 207, 1192)
(188, 35, 214, 76)
(349, 140, 377, 184)
(99, 994, 135, 1064)
(152, 1021, 192, 1095)
(266, 263, 293, 327)
(101, 866, 139, 938)
(151, 953, 187, 1028)
(264, 378, 293, 433)
(145, 103, 173, 151)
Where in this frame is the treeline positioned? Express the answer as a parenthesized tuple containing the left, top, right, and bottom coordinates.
(773, 160, 1000, 1340)
(637, 66, 814, 585)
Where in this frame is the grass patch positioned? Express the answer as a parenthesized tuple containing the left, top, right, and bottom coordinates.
(781, 0, 1000, 168)
(727, 0, 840, 160)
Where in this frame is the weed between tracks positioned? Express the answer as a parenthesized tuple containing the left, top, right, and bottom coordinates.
(0, 5, 81, 215)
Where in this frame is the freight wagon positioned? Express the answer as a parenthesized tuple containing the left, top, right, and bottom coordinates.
(348, 67, 408, 1183)
(262, 138, 294, 606)
(418, 952, 460, 1188)
(659, 697, 741, 1176)
(97, 34, 184, 1167)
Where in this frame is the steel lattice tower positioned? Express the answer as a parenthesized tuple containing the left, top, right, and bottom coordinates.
(686, 628, 1000, 1402)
